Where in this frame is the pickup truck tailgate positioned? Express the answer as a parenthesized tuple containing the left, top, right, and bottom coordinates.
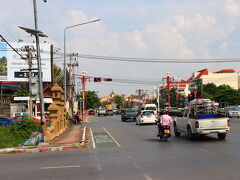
(198, 118, 229, 129)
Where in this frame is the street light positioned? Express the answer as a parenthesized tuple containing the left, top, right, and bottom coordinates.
(64, 19, 101, 105)
(32, 0, 47, 132)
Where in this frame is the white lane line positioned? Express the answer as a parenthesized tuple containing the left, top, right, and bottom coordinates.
(144, 174, 153, 180)
(127, 155, 133, 160)
(40, 165, 80, 170)
(97, 164, 102, 170)
(90, 128, 96, 149)
(102, 127, 121, 148)
(133, 162, 140, 168)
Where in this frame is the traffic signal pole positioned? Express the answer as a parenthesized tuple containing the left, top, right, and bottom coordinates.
(80, 71, 89, 121)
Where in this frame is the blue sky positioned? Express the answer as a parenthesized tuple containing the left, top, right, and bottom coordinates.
(1, 0, 240, 96)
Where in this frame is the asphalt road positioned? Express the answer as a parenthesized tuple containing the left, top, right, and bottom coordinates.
(1, 115, 240, 180)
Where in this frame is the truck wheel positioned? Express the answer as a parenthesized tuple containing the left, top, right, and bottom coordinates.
(174, 122, 181, 137)
(218, 133, 226, 140)
(187, 126, 193, 140)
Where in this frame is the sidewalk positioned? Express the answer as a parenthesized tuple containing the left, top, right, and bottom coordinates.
(0, 125, 87, 154)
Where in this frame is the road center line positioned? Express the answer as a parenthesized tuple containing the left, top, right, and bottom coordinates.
(40, 165, 80, 170)
(90, 128, 96, 149)
(102, 127, 121, 148)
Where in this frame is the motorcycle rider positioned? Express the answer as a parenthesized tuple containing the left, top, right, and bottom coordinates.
(157, 110, 172, 137)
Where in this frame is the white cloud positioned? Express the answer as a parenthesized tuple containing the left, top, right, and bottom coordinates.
(225, 0, 240, 17)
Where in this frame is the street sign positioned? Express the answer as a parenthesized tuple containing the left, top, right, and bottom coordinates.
(78, 99, 84, 102)
(14, 71, 38, 78)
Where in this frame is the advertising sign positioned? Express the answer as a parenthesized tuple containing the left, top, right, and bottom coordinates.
(0, 42, 51, 82)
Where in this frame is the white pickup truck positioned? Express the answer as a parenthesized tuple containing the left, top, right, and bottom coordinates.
(173, 108, 230, 140)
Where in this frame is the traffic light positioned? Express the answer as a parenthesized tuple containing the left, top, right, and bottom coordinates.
(103, 78, 112, 81)
(94, 77, 101, 82)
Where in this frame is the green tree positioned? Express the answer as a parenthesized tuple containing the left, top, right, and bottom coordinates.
(12, 85, 29, 97)
(78, 91, 100, 110)
(114, 95, 123, 109)
(53, 63, 64, 87)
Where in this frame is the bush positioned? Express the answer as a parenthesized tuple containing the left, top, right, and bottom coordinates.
(0, 119, 41, 148)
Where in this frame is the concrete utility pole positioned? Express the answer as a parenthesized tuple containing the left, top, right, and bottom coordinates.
(33, 0, 46, 128)
(67, 53, 78, 117)
(26, 46, 33, 117)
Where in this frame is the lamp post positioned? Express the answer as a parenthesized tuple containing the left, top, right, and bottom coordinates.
(64, 19, 101, 105)
(33, 0, 47, 130)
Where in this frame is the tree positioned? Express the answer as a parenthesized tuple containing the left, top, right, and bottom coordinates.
(202, 83, 240, 105)
(114, 95, 123, 109)
(78, 91, 100, 110)
(53, 63, 64, 87)
(12, 85, 29, 97)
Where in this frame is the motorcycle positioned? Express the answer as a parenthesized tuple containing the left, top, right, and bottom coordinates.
(159, 125, 171, 142)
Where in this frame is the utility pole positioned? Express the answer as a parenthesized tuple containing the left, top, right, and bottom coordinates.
(157, 85, 160, 113)
(26, 46, 33, 117)
(67, 53, 78, 117)
(33, 0, 46, 129)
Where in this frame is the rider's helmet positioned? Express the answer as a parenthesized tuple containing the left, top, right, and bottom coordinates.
(162, 110, 168, 115)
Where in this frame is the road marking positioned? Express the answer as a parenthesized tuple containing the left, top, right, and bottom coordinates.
(40, 165, 80, 170)
(90, 128, 96, 149)
(133, 162, 140, 168)
(97, 164, 102, 170)
(144, 174, 153, 180)
(127, 155, 133, 160)
(103, 127, 121, 148)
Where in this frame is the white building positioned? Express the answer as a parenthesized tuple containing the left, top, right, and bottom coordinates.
(190, 69, 239, 89)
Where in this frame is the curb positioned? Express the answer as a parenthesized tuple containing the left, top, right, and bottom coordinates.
(0, 144, 82, 154)
(0, 126, 88, 155)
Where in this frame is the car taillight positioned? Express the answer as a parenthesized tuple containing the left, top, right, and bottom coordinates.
(195, 121, 199, 128)
(227, 119, 230, 127)
(141, 114, 143, 118)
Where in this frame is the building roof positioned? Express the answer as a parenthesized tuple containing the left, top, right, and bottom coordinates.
(214, 69, 235, 73)
(195, 69, 208, 79)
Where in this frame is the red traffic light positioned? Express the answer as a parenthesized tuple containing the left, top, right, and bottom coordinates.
(94, 77, 101, 82)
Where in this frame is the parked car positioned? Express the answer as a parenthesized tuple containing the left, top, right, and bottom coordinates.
(136, 110, 157, 125)
(0, 116, 21, 126)
(88, 110, 95, 115)
(11, 112, 29, 117)
(98, 109, 106, 116)
(121, 109, 138, 122)
(11, 115, 41, 124)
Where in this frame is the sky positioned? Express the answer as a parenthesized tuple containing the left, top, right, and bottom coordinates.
(1, 0, 240, 97)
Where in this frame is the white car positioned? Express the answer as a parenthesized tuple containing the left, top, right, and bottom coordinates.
(136, 110, 157, 125)
(226, 106, 240, 118)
